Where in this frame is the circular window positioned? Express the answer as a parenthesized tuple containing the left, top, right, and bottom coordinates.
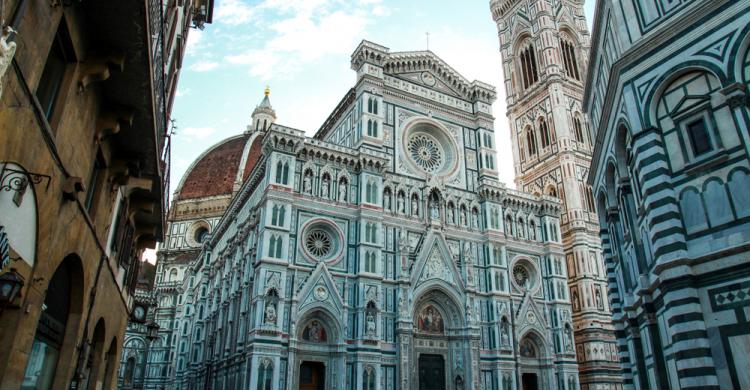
(401, 119, 459, 178)
(513, 264, 529, 287)
(408, 133, 444, 173)
(305, 229, 332, 257)
(511, 259, 539, 292)
(300, 219, 345, 264)
(194, 227, 209, 243)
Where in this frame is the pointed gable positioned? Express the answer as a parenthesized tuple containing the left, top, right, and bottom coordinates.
(297, 262, 345, 316)
(411, 230, 464, 292)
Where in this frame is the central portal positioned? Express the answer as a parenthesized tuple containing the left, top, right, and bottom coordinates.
(299, 361, 325, 390)
(521, 373, 538, 390)
(418, 354, 445, 390)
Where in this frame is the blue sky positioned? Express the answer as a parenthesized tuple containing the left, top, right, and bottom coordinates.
(170, 0, 596, 192)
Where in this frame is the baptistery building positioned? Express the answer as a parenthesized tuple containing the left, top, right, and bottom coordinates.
(165, 41, 581, 390)
(585, 0, 750, 389)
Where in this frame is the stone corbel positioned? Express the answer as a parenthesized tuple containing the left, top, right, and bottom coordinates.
(122, 177, 153, 196)
(62, 176, 84, 201)
(719, 82, 748, 109)
(127, 199, 155, 223)
(134, 225, 157, 245)
(95, 107, 135, 141)
(77, 53, 126, 94)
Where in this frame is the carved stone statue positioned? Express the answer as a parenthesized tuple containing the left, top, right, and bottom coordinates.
(472, 210, 479, 229)
(303, 173, 312, 194)
(411, 196, 419, 216)
(397, 193, 405, 213)
(384, 193, 391, 210)
(460, 209, 467, 226)
(565, 326, 574, 351)
(450, 207, 456, 224)
(0, 26, 17, 100)
(501, 320, 510, 346)
(338, 182, 347, 202)
(366, 313, 376, 335)
(321, 177, 329, 199)
(430, 198, 439, 220)
(264, 302, 277, 324)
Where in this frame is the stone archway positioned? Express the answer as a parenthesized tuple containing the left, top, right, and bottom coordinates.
(289, 309, 345, 390)
(407, 288, 471, 390)
(518, 331, 552, 390)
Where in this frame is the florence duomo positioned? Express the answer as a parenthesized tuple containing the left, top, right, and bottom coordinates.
(0, 1, 749, 390)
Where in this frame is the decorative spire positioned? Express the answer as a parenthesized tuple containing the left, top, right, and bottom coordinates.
(250, 87, 276, 133)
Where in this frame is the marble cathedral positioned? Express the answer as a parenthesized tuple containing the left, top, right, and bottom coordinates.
(489, 1, 621, 389)
(135, 40, 591, 390)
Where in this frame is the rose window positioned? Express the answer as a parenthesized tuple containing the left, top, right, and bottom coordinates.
(513, 264, 530, 288)
(407, 134, 443, 173)
(305, 229, 332, 258)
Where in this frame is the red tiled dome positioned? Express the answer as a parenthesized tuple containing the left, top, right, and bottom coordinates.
(176, 134, 263, 200)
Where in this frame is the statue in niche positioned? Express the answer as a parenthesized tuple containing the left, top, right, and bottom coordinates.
(595, 289, 603, 310)
(264, 302, 277, 324)
(501, 319, 510, 346)
(449, 206, 456, 224)
(565, 326, 574, 351)
(460, 208, 467, 226)
(321, 176, 330, 198)
(504, 216, 512, 234)
(411, 196, 419, 216)
(397, 193, 405, 213)
(302, 320, 327, 342)
(339, 181, 347, 202)
(303, 172, 312, 194)
(366, 313, 376, 336)
(430, 197, 439, 220)
(472, 210, 479, 229)
(416, 305, 444, 333)
(384, 192, 391, 210)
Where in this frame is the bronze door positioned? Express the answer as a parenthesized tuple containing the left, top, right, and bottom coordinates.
(418, 354, 445, 390)
(299, 361, 325, 390)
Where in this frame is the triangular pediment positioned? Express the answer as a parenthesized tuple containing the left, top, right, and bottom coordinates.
(516, 293, 548, 335)
(297, 262, 345, 316)
(411, 230, 464, 291)
(384, 52, 477, 100)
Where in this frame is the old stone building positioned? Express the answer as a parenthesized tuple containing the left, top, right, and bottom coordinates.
(0, 0, 190, 388)
(161, 41, 583, 390)
(489, 1, 621, 389)
(584, 0, 750, 389)
(111, 1, 216, 388)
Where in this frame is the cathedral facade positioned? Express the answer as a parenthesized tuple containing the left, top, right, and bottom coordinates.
(162, 41, 581, 390)
(584, 0, 750, 389)
(489, 1, 622, 389)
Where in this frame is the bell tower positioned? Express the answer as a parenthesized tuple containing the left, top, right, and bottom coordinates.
(490, 1, 622, 388)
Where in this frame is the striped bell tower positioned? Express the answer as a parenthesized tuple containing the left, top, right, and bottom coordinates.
(490, 0, 623, 389)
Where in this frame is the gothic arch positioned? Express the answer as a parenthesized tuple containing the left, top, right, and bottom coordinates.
(730, 26, 750, 84)
(412, 286, 466, 331)
(297, 307, 343, 345)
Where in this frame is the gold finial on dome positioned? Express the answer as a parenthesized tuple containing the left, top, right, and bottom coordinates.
(264, 86, 270, 96)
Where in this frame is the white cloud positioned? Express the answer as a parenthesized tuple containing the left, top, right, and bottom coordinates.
(189, 60, 220, 72)
(182, 126, 217, 140)
(185, 29, 205, 55)
(215, 0, 255, 25)
(223, 0, 381, 79)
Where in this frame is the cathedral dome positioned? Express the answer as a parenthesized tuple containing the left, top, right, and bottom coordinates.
(175, 133, 264, 200)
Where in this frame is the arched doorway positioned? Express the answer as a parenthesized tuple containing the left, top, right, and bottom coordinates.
(22, 255, 83, 389)
(410, 288, 469, 390)
(518, 332, 549, 390)
(291, 309, 344, 390)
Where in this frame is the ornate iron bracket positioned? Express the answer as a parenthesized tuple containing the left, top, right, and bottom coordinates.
(0, 165, 51, 205)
